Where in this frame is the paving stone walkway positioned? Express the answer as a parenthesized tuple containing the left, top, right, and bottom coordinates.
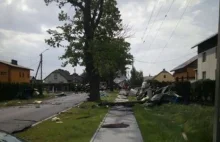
(90, 91, 143, 142)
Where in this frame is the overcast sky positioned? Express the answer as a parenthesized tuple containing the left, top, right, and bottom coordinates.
(0, 0, 218, 79)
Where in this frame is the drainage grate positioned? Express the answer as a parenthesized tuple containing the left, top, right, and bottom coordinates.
(101, 123, 129, 128)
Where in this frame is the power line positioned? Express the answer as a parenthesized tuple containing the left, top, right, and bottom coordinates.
(143, 0, 165, 43)
(146, 0, 176, 51)
(141, 0, 159, 42)
(134, 51, 196, 64)
(152, 0, 191, 64)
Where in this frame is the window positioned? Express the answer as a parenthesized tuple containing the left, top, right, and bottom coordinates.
(164, 75, 166, 78)
(0, 72, 7, 75)
(54, 73, 57, 80)
(202, 71, 206, 79)
(22, 73, 24, 77)
(19, 72, 22, 77)
(202, 52, 206, 62)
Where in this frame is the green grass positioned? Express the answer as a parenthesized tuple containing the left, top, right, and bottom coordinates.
(134, 104, 213, 142)
(128, 95, 137, 101)
(101, 91, 118, 102)
(17, 102, 108, 142)
(0, 94, 54, 108)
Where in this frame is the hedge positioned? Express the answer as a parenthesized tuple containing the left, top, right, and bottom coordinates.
(0, 83, 42, 101)
(191, 79, 215, 105)
(147, 79, 216, 105)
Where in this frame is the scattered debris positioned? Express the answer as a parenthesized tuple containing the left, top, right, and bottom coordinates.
(33, 100, 42, 104)
(129, 88, 138, 96)
(56, 121, 63, 124)
(56, 92, 67, 97)
(119, 90, 128, 96)
(133, 81, 182, 107)
(182, 132, 188, 141)
(51, 117, 61, 122)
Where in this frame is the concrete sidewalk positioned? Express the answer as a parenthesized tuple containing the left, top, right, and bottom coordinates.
(91, 92, 143, 142)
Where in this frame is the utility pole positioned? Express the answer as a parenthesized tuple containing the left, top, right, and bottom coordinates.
(40, 53, 43, 96)
(40, 54, 43, 82)
(35, 49, 49, 96)
(213, 1, 220, 141)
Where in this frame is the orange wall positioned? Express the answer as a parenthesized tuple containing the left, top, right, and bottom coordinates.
(187, 68, 196, 78)
(173, 67, 195, 81)
(0, 63, 30, 83)
(0, 63, 9, 82)
(10, 68, 30, 83)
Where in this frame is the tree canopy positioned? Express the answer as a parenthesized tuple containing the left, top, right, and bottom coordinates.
(44, 0, 133, 101)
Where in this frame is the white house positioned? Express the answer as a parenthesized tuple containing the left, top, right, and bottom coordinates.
(44, 69, 71, 84)
(44, 69, 83, 84)
(192, 34, 217, 80)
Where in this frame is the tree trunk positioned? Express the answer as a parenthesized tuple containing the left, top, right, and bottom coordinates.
(88, 73, 100, 101)
(109, 73, 114, 91)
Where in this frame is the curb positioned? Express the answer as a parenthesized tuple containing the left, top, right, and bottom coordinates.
(32, 101, 84, 127)
(90, 109, 109, 142)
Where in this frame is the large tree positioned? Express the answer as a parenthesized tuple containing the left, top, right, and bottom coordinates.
(44, 0, 132, 101)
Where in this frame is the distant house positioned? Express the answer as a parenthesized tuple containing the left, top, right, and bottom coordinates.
(44, 69, 83, 92)
(171, 56, 197, 82)
(152, 69, 175, 82)
(192, 33, 217, 80)
(0, 59, 33, 83)
(44, 69, 82, 84)
(144, 75, 153, 82)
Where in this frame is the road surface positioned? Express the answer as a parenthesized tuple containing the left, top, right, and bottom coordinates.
(0, 93, 88, 133)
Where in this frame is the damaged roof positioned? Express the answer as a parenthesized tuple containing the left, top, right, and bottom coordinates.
(171, 55, 198, 72)
(0, 60, 33, 70)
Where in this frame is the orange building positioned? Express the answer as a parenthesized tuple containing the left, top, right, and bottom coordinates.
(171, 56, 197, 82)
(0, 60, 33, 83)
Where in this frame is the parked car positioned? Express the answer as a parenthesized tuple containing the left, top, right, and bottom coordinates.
(0, 130, 27, 142)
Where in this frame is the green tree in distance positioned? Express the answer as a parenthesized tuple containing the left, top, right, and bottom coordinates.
(44, 0, 133, 101)
(130, 66, 144, 87)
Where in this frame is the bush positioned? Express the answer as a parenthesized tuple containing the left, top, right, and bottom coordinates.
(174, 81, 191, 104)
(191, 79, 215, 105)
(0, 83, 34, 101)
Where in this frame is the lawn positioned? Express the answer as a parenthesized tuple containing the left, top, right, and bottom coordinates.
(128, 95, 137, 101)
(134, 104, 214, 142)
(16, 91, 118, 142)
(17, 102, 108, 142)
(101, 91, 118, 102)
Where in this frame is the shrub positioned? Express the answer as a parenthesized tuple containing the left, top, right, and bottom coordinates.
(191, 79, 215, 105)
(0, 83, 33, 101)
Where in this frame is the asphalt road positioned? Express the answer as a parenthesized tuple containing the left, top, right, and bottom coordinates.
(0, 93, 88, 133)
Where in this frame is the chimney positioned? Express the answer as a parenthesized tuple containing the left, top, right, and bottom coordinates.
(11, 59, 18, 65)
(163, 69, 166, 71)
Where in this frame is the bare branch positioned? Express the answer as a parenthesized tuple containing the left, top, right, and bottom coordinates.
(116, 24, 135, 39)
